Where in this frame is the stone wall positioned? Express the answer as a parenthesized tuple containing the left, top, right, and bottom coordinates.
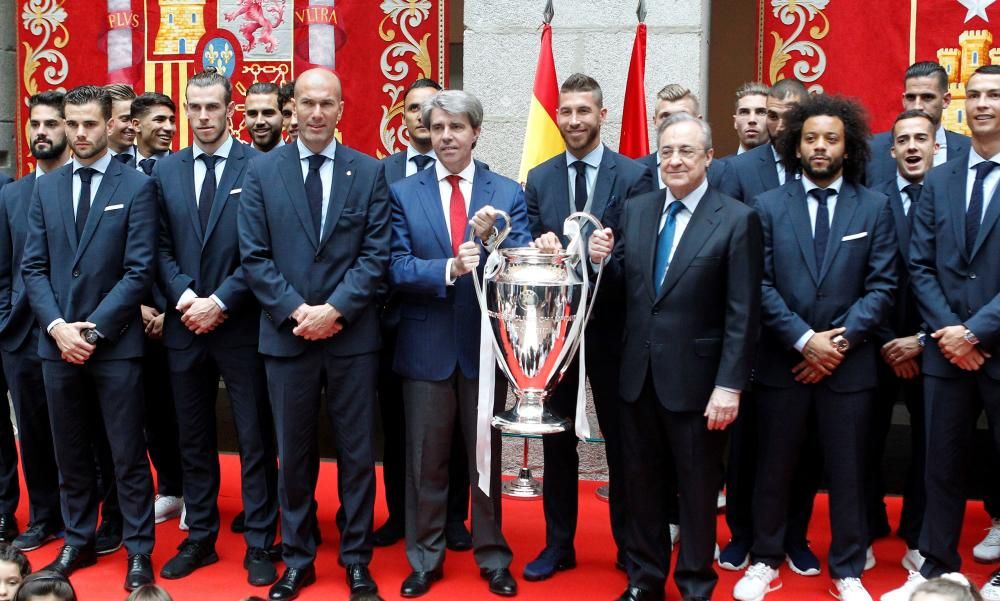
(0, 2, 16, 178)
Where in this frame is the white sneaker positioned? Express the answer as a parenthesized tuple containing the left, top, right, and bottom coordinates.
(901, 548, 925, 572)
(153, 495, 183, 524)
(831, 578, 872, 601)
(734, 563, 781, 601)
(864, 546, 876, 571)
(982, 567, 1000, 601)
(879, 571, 927, 601)
(669, 523, 680, 547)
(178, 503, 189, 531)
(976, 519, 1000, 562)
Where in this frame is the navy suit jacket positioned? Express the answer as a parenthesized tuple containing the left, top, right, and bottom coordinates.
(0, 174, 39, 352)
(716, 142, 785, 205)
(637, 151, 727, 190)
(755, 180, 898, 392)
(388, 161, 531, 381)
(382, 151, 409, 186)
(0, 173, 11, 189)
(874, 179, 922, 344)
(22, 158, 157, 361)
(155, 140, 261, 355)
(910, 155, 1000, 380)
(866, 129, 970, 187)
(238, 142, 391, 358)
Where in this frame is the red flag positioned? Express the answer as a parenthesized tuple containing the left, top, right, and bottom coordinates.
(518, 23, 564, 184)
(619, 22, 648, 159)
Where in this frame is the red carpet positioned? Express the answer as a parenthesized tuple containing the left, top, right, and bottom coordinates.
(19, 455, 999, 600)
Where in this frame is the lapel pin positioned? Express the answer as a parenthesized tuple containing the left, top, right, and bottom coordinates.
(346, 170, 352, 177)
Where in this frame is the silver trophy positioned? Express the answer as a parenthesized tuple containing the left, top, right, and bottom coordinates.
(472, 211, 604, 435)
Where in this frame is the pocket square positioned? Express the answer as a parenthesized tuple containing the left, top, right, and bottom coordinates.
(104, 204, 124, 212)
(841, 232, 868, 241)
(230, 188, 242, 195)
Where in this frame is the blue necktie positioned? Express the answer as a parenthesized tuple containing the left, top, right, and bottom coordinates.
(411, 154, 434, 171)
(305, 154, 326, 239)
(198, 154, 218, 231)
(810, 188, 834, 272)
(652, 200, 684, 290)
(966, 161, 998, 255)
(573, 161, 588, 212)
(76, 167, 95, 238)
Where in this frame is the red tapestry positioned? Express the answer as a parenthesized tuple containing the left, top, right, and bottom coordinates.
(15, 0, 449, 176)
(756, 0, 998, 133)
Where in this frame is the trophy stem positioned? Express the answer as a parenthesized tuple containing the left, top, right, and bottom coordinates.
(491, 390, 569, 435)
(502, 438, 542, 500)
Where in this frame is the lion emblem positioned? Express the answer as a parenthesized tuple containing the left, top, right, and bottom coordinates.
(223, 0, 286, 54)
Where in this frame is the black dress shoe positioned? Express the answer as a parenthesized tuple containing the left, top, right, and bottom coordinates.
(95, 518, 123, 555)
(400, 568, 443, 597)
(231, 511, 246, 533)
(616, 585, 664, 601)
(445, 521, 473, 551)
(269, 565, 316, 601)
(43, 544, 97, 576)
(13, 522, 62, 551)
(0, 514, 18, 543)
(124, 553, 154, 591)
(160, 539, 218, 579)
(372, 520, 404, 547)
(480, 567, 517, 596)
(245, 546, 278, 586)
(345, 563, 377, 594)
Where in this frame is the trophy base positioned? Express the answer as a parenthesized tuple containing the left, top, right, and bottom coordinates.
(491, 408, 570, 435)
(502, 468, 543, 499)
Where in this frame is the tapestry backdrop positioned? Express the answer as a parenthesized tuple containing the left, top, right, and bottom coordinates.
(15, 0, 449, 176)
(756, 0, 998, 133)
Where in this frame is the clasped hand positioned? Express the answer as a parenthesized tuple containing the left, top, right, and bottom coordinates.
(793, 327, 847, 384)
(291, 303, 343, 340)
(177, 297, 227, 335)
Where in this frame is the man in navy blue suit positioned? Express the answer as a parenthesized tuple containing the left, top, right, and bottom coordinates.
(882, 64, 1000, 601)
(389, 90, 530, 598)
(154, 69, 278, 587)
(733, 95, 897, 601)
(524, 73, 654, 581)
(0, 169, 17, 548)
(0, 91, 68, 553)
(866, 62, 971, 187)
(865, 110, 938, 574)
(239, 68, 390, 600)
(21, 85, 158, 591)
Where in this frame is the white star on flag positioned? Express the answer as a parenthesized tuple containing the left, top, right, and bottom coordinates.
(957, 0, 996, 22)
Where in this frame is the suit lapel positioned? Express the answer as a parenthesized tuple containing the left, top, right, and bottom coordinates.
(468, 164, 495, 240)
(546, 159, 571, 230)
(415, 168, 452, 256)
(656, 190, 723, 302)
(759, 145, 780, 191)
(590, 150, 617, 221)
(58, 168, 78, 254)
(641, 191, 666, 303)
(885, 185, 910, 256)
(946, 131, 970, 161)
(277, 145, 318, 249)
(818, 183, 860, 283)
(178, 149, 203, 241)
(787, 184, 820, 284)
(946, 163, 970, 262)
(319, 149, 355, 249)
(972, 175, 1000, 258)
(203, 143, 245, 244)
(75, 160, 121, 264)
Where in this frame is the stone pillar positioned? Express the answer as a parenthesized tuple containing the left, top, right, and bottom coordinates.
(0, 2, 16, 177)
(463, 0, 712, 178)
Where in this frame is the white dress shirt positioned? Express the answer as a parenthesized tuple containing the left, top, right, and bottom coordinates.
(934, 124, 948, 167)
(658, 178, 708, 265)
(566, 144, 603, 213)
(966, 148, 1000, 216)
(404, 145, 437, 177)
(772, 145, 787, 187)
(793, 176, 843, 352)
(436, 160, 476, 285)
(297, 137, 337, 234)
(896, 173, 916, 216)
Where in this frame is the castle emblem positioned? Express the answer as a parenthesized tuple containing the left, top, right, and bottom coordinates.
(937, 29, 1000, 135)
(153, 0, 207, 55)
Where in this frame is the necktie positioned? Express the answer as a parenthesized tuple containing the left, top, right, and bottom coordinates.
(447, 175, 466, 256)
(113, 153, 132, 165)
(652, 200, 684, 290)
(198, 154, 218, 231)
(903, 183, 923, 222)
(573, 161, 588, 212)
(76, 167, 95, 238)
(138, 158, 156, 176)
(411, 154, 434, 171)
(810, 188, 835, 272)
(966, 161, 998, 255)
(305, 154, 326, 239)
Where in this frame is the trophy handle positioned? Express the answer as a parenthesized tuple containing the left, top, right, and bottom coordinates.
(470, 209, 519, 387)
(563, 211, 605, 328)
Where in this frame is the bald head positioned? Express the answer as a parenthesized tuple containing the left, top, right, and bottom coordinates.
(295, 68, 344, 152)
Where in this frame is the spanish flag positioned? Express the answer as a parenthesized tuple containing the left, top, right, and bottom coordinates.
(517, 23, 564, 184)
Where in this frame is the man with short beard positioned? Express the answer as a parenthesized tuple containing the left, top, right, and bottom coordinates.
(244, 83, 285, 153)
(104, 84, 137, 167)
(0, 91, 69, 553)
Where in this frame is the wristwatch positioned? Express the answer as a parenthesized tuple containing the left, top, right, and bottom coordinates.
(917, 331, 927, 347)
(832, 334, 850, 353)
(82, 328, 99, 345)
(964, 327, 980, 346)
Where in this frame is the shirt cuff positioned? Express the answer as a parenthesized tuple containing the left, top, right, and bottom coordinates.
(178, 288, 197, 308)
(794, 329, 816, 353)
(445, 258, 457, 286)
(210, 294, 227, 312)
(46, 318, 65, 334)
(716, 386, 741, 395)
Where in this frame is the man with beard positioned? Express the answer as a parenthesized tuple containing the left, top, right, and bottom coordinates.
(733, 95, 896, 601)
(731, 82, 771, 156)
(279, 81, 298, 143)
(0, 92, 68, 552)
(103, 84, 137, 167)
(244, 83, 285, 153)
(22, 84, 158, 590)
(154, 69, 278, 586)
(525, 73, 654, 581)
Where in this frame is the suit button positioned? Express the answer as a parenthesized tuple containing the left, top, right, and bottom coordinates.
(817, 292, 825, 299)
(314, 255, 322, 263)
(651, 309, 659, 316)
(970, 272, 977, 279)
(72, 269, 80, 278)
(644, 341, 650, 349)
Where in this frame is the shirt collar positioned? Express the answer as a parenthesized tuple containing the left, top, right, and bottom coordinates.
(896, 172, 921, 193)
(297, 137, 337, 162)
(194, 135, 234, 160)
(771, 144, 782, 164)
(737, 145, 747, 155)
(936, 124, 948, 148)
(666, 177, 709, 214)
(565, 144, 604, 171)
(969, 147, 1000, 169)
(136, 149, 168, 162)
(73, 151, 112, 176)
(435, 158, 476, 185)
(405, 145, 436, 163)
(110, 146, 135, 158)
(801, 175, 843, 196)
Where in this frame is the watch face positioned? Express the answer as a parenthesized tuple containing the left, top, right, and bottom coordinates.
(84, 330, 98, 344)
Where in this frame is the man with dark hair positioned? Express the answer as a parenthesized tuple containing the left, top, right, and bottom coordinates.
(278, 81, 298, 142)
(0, 91, 68, 553)
(864, 109, 938, 575)
(244, 82, 285, 153)
(733, 95, 896, 601)
(733, 82, 771, 155)
(132, 93, 176, 175)
(882, 64, 1000, 601)
(22, 84, 158, 590)
(103, 84, 137, 167)
(524, 72, 654, 582)
(867, 61, 971, 186)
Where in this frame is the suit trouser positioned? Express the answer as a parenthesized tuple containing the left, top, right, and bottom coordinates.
(919, 374, 1000, 576)
(541, 348, 628, 556)
(0, 356, 17, 517)
(42, 358, 155, 555)
(620, 375, 725, 599)
(376, 322, 470, 530)
(725, 391, 818, 548)
(142, 341, 183, 497)
(168, 342, 278, 549)
(2, 334, 60, 528)
(751, 383, 870, 578)
(266, 351, 377, 569)
(865, 365, 924, 548)
(402, 370, 512, 572)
